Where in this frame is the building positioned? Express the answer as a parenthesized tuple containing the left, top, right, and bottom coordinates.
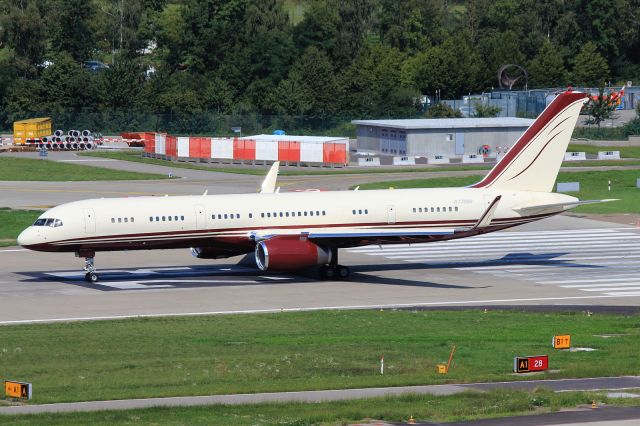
(351, 117, 534, 157)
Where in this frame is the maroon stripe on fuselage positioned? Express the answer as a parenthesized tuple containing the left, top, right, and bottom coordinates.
(471, 91, 586, 188)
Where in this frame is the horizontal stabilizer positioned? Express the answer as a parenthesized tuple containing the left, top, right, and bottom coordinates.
(514, 199, 618, 214)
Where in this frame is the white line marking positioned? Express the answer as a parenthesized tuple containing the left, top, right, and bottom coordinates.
(0, 249, 27, 253)
(544, 276, 640, 284)
(605, 291, 640, 296)
(0, 295, 638, 325)
(579, 286, 640, 292)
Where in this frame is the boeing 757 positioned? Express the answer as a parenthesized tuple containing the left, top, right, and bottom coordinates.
(18, 90, 612, 283)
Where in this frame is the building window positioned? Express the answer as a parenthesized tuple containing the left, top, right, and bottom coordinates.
(446, 133, 454, 141)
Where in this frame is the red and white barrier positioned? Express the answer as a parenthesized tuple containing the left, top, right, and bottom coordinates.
(143, 134, 348, 166)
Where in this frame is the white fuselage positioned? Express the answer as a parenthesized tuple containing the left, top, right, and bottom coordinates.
(17, 187, 576, 254)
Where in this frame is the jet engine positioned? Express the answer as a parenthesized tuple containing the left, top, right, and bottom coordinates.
(255, 237, 332, 271)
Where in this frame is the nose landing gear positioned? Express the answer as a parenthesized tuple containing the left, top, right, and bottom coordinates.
(76, 250, 99, 283)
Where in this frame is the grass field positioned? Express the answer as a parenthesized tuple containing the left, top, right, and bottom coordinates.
(0, 208, 42, 247)
(0, 310, 638, 404)
(3, 389, 638, 425)
(0, 156, 171, 181)
(355, 169, 640, 214)
(568, 143, 640, 158)
(78, 150, 640, 176)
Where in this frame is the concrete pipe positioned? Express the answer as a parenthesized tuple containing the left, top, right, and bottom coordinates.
(85, 142, 93, 150)
(71, 143, 78, 150)
(54, 129, 64, 137)
(82, 130, 91, 137)
(46, 143, 52, 149)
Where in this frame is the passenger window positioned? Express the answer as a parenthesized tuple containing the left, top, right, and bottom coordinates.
(323, 211, 326, 215)
(297, 212, 301, 216)
(249, 213, 253, 218)
(358, 210, 362, 214)
(261, 213, 264, 218)
(168, 216, 172, 221)
(211, 215, 215, 219)
(236, 214, 240, 219)
(436, 207, 440, 212)
(162, 216, 166, 221)
(156, 216, 160, 221)
(304, 212, 307, 216)
(413, 208, 416, 213)
(364, 209, 368, 214)
(118, 218, 122, 223)
(418, 208, 422, 212)
(316, 211, 320, 216)
(267, 213, 271, 218)
(430, 207, 434, 212)
(181, 216, 185, 220)
(112, 218, 115, 223)
(455, 206, 458, 212)
(218, 214, 222, 219)
(279, 212, 283, 217)
(352, 210, 356, 215)
(449, 207, 452, 212)
(224, 214, 228, 219)
(131, 218, 135, 223)
(174, 216, 178, 221)
(310, 211, 314, 216)
(149, 217, 153, 222)
(286, 212, 289, 217)
(124, 217, 128, 223)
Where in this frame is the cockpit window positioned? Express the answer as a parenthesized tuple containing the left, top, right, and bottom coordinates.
(33, 218, 63, 227)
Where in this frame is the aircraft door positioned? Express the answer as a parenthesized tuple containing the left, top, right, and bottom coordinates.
(455, 133, 465, 155)
(83, 208, 96, 233)
(194, 204, 206, 230)
(387, 205, 396, 224)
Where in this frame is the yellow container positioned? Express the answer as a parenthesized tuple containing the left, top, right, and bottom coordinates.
(13, 117, 52, 144)
(437, 364, 447, 374)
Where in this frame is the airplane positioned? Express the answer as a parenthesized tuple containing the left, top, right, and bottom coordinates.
(17, 90, 613, 283)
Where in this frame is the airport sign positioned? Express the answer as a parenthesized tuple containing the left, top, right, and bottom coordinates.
(514, 355, 548, 373)
(553, 334, 571, 349)
(4, 380, 32, 399)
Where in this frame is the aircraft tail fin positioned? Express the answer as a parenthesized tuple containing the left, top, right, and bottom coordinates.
(472, 90, 587, 193)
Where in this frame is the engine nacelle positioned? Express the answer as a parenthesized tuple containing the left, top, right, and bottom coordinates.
(190, 246, 244, 259)
(255, 237, 332, 271)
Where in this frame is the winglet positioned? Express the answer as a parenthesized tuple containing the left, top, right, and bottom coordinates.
(260, 161, 280, 194)
(471, 195, 501, 230)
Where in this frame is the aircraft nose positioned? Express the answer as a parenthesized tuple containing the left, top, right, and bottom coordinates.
(17, 228, 39, 247)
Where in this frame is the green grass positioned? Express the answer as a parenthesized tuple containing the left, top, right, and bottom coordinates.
(568, 143, 640, 158)
(355, 169, 640, 214)
(0, 310, 638, 404)
(79, 150, 640, 178)
(0, 208, 42, 247)
(3, 389, 639, 425)
(0, 156, 171, 181)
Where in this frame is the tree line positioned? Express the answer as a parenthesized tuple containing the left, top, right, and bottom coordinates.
(0, 0, 638, 134)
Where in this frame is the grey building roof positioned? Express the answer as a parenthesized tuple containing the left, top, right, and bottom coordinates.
(351, 117, 535, 130)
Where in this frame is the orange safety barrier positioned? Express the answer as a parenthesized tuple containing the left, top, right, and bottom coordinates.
(233, 138, 256, 161)
(165, 135, 177, 157)
(278, 141, 301, 162)
(323, 143, 347, 164)
(190, 137, 211, 159)
(141, 133, 156, 153)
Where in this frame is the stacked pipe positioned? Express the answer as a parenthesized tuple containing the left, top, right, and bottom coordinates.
(36, 129, 97, 151)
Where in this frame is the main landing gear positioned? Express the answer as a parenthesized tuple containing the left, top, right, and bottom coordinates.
(319, 248, 350, 280)
(77, 250, 99, 283)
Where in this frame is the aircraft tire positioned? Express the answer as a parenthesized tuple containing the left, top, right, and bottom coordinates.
(85, 272, 99, 283)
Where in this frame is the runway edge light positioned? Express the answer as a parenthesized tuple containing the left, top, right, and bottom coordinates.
(552, 334, 571, 349)
(4, 380, 32, 400)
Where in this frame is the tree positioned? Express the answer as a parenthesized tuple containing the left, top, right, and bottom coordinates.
(582, 87, 618, 128)
(572, 41, 610, 87)
(528, 39, 568, 88)
(425, 103, 462, 118)
(0, 0, 46, 75)
(48, 0, 96, 62)
(473, 102, 502, 117)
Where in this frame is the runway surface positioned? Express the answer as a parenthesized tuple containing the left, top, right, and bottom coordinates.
(1, 215, 639, 324)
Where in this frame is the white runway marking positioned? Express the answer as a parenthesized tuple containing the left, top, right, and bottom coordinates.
(348, 228, 640, 298)
(0, 249, 27, 253)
